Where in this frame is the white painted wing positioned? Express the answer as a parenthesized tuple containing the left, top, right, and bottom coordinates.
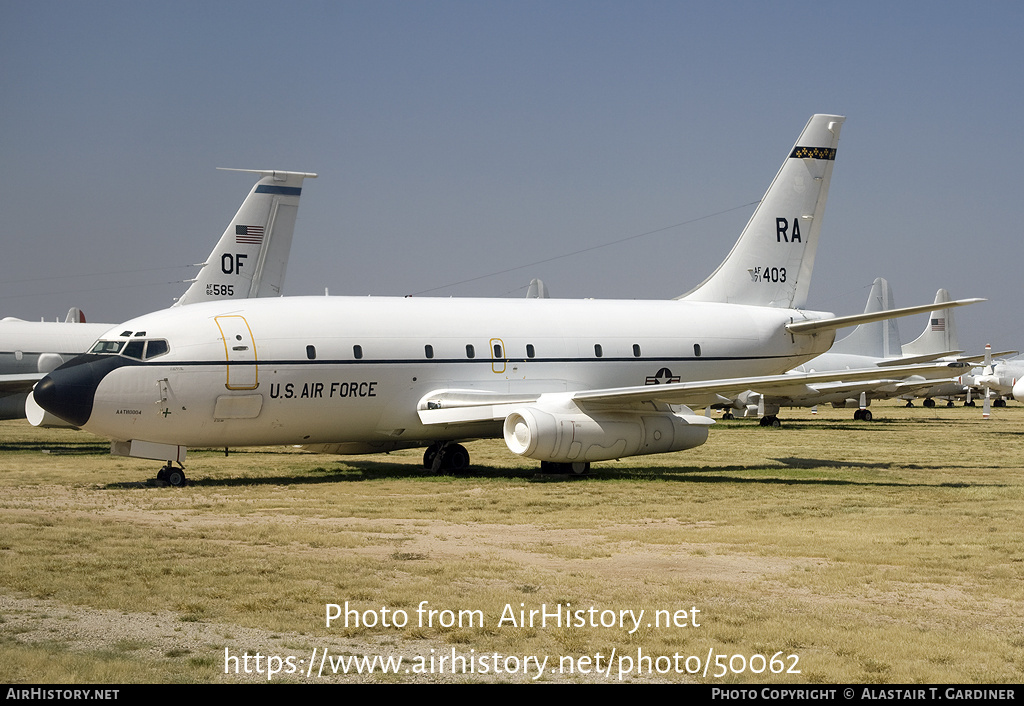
(0, 373, 44, 396)
(417, 362, 966, 426)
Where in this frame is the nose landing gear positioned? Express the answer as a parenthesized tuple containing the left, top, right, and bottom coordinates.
(156, 462, 188, 487)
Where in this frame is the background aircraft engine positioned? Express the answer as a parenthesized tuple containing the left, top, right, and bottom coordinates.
(502, 406, 710, 463)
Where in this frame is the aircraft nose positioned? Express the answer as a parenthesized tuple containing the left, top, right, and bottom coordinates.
(32, 355, 127, 427)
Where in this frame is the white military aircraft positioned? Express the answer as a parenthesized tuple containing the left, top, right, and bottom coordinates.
(964, 347, 1023, 415)
(29, 115, 980, 486)
(895, 289, 1017, 410)
(1013, 376, 1024, 403)
(1, 169, 316, 420)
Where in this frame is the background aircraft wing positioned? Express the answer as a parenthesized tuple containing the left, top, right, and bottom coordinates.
(0, 373, 45, 396)
(875, 351, 962, 366)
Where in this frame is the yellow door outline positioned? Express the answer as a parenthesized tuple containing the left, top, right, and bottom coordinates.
(490, 338, 506, 374)
(215, 315, 259, 390)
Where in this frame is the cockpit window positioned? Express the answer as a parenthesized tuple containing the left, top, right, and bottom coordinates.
(89, 338, 170, 359)
(91, 340, 124, 355)
(144, 340, 169, 359)
(122, 340, 145, 360)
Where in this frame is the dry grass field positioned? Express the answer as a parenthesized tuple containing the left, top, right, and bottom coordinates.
(1, 401, 1022, 683)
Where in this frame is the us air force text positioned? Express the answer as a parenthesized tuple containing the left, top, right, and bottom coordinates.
(270, 380, 377, 399)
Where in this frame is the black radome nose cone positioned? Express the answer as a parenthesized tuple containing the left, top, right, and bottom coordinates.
(33, 354, 129, 427)
(33, 370, 92, 427)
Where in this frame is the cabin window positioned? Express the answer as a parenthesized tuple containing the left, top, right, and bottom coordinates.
(425, 344, 434, 359)
(353, 345, 363, 360)
(526, 344, 535, 359)
(594, 344, 603, 358)
(306, 345, 316, 360)
(694, 343, 701, 357)
(145, 340, 169, 359)
(632, 344, 641, 357)
(493, 343, 502, 358)
(466, 344, 475, 359)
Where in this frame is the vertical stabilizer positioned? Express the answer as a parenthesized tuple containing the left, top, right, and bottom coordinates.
(526, 278, 549, 298)
(901, 289, 960, 356)
(174, 169, 317, 306)
(681, 114, 844, 308)
(829, 278, 903, 358)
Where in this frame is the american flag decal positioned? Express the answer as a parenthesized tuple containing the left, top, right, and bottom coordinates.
(931, 318, 945, 331)
(235, 225, 265, 244)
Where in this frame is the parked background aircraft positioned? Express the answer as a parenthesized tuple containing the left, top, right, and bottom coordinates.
(896, 291, 1017, 410)
(29, 116, 980, 486)
(716, 279, 968, 424)
(2, 169, 315, 420)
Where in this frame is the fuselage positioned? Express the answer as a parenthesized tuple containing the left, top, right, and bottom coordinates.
(34, 296, 835, 449)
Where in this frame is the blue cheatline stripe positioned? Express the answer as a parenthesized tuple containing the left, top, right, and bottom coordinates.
(120, 353, 797, 368)
(255, 185, 302, 196)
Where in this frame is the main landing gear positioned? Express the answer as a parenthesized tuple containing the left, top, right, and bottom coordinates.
(759, 415, 781, 427)
(156, 462, 188, 487)
(423, 442, 470, 473)
(539, 461, 590, 475)
(853, 409, 873, 421)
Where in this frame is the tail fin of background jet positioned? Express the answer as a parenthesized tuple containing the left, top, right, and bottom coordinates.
(681, 114, 844, 308)
(829, 278, 903, 358)
(174, 169, 318, 307)
(901, 288, 960, 357)
(63, 307, 85, 323)
(526, 278, 549, 299)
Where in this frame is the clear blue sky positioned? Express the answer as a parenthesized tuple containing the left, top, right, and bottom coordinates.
(2, 1, 1020, 352)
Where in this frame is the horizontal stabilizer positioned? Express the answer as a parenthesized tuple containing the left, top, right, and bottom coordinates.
(786, 299, 985, 336)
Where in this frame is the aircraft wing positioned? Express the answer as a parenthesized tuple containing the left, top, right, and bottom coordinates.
(569, 362, 963, 409)
(760, 379, 906, 404)
(0, 373, 44, 396)
(417, 362, 965, 426)
(956, 350, 1019, 364)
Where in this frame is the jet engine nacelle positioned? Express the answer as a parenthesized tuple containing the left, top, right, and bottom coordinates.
(502, 405, 711, 463)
